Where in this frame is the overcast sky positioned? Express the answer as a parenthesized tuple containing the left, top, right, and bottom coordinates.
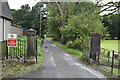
(8, 0, 120, 9)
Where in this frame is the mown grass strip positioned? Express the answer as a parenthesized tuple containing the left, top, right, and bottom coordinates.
(54, 41, 84, 60)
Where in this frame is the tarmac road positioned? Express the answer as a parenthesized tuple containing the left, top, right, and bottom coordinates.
(22, 39, 107, 79)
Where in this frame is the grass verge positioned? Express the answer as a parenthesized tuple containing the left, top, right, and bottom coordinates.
(54, 41, 86, 61)
(102, 66, 120, 76)
(2, 38, 44, 78)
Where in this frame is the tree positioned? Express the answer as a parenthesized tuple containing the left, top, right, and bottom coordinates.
(11, 3, 47, 36)
(11, 4, 32, 28)
(31, 2, 46, 36)
(61, 12, 106, 49)
(47, 2, 69, 44)
(47, 2, 97, 44)
(103, 13, 120, 39)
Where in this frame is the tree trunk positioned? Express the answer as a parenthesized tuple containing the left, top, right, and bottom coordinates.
(60, 33, 66, 44)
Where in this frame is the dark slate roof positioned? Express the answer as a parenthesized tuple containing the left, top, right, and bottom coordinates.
(0, 1, 13, 20)
(11, 24, 29, 30)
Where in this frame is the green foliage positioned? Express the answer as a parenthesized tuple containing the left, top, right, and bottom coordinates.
(11, 4, 32, 28)
(54, 41, 88, 62)
(47, 16, 61, 41)
(47, 2, 102, 43)
(67, 2, 98, 15)
(47, 2, 106, 50)
(61, 12, 106, 50)
(46, 3, 63, 41)
(54, 41, 83, 57)
(66, 39, 82, 50)
(103, 13, 120, 38)
(11, 3, 47, 36)
(80, 54, 88, 62)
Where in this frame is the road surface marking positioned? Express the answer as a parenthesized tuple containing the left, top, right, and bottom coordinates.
(50, 44, 57, 47)
(74, 63, 83, 66)
(64, 54, 70, 57)
(74, 62, 106, 78)
(45, 50, 49, 52)
(50, 57, 56, 67)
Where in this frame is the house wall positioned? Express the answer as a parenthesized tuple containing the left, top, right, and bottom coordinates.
(4, 19, 11, 40)
(11, 25, 23, 36)
(0, 41, 1, 59)
(0, 17, 3, 41)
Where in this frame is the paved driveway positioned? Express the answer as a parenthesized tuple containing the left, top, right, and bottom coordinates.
(22, 39, 107, 79)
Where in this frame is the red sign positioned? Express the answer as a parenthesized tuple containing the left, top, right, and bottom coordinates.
(7, 34, 17, 47)
(7, 39, 17, 47)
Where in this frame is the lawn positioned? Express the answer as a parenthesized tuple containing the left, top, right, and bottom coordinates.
(100, 40, 120, 76)
(101, 40, 120, 52)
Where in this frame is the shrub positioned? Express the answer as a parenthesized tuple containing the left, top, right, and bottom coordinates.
(66, 39, 82, 50)
(80, 54, 88, 62)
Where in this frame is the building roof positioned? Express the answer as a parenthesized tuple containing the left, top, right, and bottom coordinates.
(0, 0, 13, 20)
(11, 24, 29, 30)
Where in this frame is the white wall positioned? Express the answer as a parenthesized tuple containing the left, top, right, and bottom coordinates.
(0, 18, 11, 41)
(0, 17, 3, 41)
(4, 19, 11, 40)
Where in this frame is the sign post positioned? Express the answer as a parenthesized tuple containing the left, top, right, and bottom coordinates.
(7, 34, 17, 61)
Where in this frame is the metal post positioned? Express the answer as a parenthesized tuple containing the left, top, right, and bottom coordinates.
(118, 59, 120, 78)
(24, 41, 26, 63)
(97, 50, 100, 64)
(20, 41, 21, 56)
(17, 41, 18, 55)
(18, 41, 19, 56)
(107, 51, 110, 65)
(11, 47, 14, 62)
(40, 14, 42, 37)
(111, 50, 114, 74)
(36, 38, 38, 63)
(6, 41, 8, 59)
